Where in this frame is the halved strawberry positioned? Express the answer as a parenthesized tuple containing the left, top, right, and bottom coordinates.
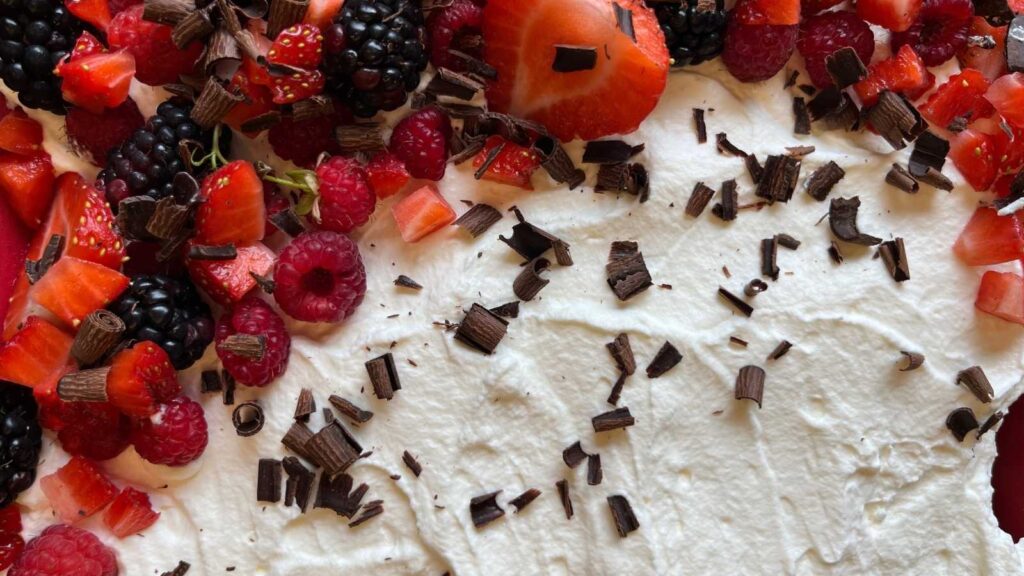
(222, 66, 275, 136)
(32, 257, 129, 329)
(0, 153, 54, 230)
(953, 207, 1024, 266)
(733, 0, 800, 26)
(66, 0, 112, 31)
(303, 0, 344, 30)
(853, 44, 929, 107)
(52, 173, 126, 270)
(986, 72, 1024, 128)
(472, 135, 542, 190)
(106, 341, 179, 417)
(919, 69, 994, 129)
(483, 0, 669, 141)
(38, 456, 117, 523)
(976, 270, 1024, 325)
(958, 17, 1008, 82)
(195, 161, 266, 246)
(103, 487, 160, 538)
(187, 242, 276, 306)
(392, 185, 456, 243)
(857, 0, 921, 33)
(55, 50, 135, 114)
(268, 69, 325, 104)
(0, 316, 73, 389)
(950, 128, 1000, 192)
(267, 23, 323, 69)
(366, 151, 411, 199)
(0, 108, 43, 156)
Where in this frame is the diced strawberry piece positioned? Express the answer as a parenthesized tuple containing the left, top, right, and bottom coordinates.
(195, 161, 266, 246)
(976, 270, 1024, 325)
(919, 69, 993, 129)
(38, 456, 117, 523)
(0, 193, 29, 323)
(55, 50, 135, 114)
(268, 69, 325, 104)
(106, 341, 179, 417)
(1011, 0, 1024, 12)
(958, 17, 1008, 82)
(187, 242, 276, 306)
(733, 0, 800, 26)
(953, 207, 1024, 266)
(222, 66, 275, 136)
(483, 0, 669, 141)
(66, 0, 112, 31)
(365, 152, 411, 199)
(903, 66, 935, 102)
(32, 257, 129, 329)
(103, 487, 159, 538)
(471, 135, 542, 189)
(267, 24, 323, 70)
(853, 44, 929, 107)
(0, 108, 42, 156)
(0, 153, 54, 230)
(0, 316, 73, 389)
(857, 0, 921, 32)
(0, 504, 23, 571)
(391, 185, 457, 243)
(303, 0, 344, 30)
(986, 72, 1024, 128)
(950, 128, 1001, 191)
(51, 173, 126, 270)
(70, 31, 106, 60)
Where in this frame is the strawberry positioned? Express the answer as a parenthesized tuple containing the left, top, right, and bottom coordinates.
(106, 341, 179, 417)
(853, 44, 929, 107)
(391, 185, 456, 243)
(472, 135, 542, 190)
(303, 0, 344, 30)
(103, 487, 159, 538)
(733, 0, 800, 26)
(66, 0, 112, 31)
(950, 128, 1000, 192)
(975, 270, 1024, 325)
(267, 24, 323, 70)
(0, 505, 23, 571)
(38, 456, 117, 523)
(55, 50, 135, 114)
(0, 108, 43, 156)
(0, 193, 30, 323)
(482, 0, 669, 141)
(0, 316, 73, 390)
(222, 66, 275, 136)
(365, 152, 411, 199)
(857, 0, 922, 33)
(958, 17, 1008, 82)
(993, 122, 1024, 175)
(268, 68, 325, 105)
(0, 153, 54, 230)
(32, 257, 129, 329)
(70, 31, 107, 60)
(953, 207, 1024, 266)
(187, 242, 276, 306)
(919, 69, 994, 129)
(986, 72, 1024, 128)
(195, 161, 266, 246)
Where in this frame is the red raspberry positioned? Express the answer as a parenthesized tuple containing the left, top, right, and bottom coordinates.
(56, 402, 131, 461)
(427, 0, 484, 71)
(0, 505, 24, 571)
(107, 0, 140, 15)
(215, 296, 291, 388)
(65, 99, 144, 165)
(389, 107, 452, 181)
(268, 105, 350, 168)
(891, 0, 973, 67)
(797, 12, 876, 89)
(273, 231, 366, 323)
(365, 151, 411, 199)
(107, 5, 203, 86)
(314, 156, 376, 234)
(722, 18, 798, 83)
(8, 524, 117, 576)
(802, 0, 844, 13)
(131, 396, 208, 467)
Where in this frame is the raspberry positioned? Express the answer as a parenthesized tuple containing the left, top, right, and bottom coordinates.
(268, 106, 349, 168)
(797, 12, 876, 89)
(108, 0, 140, 14)
(215, 296, 291, 387)
(66, 99, 145, 165)
(8, 525, 117, 576)
(56, 402, 131, 461)
(365, 151, 410, 198)
(273, 231, 366, 323)
(427, 0, 484, 71)
(389, 107, 452, 181)
(802, 0, 844, 13)
(0, 505, 24, 571)
(891, 0, 973, 67)
(315, 156, 376, 234)
(107, 5, 203, 86)
(131, 396, 208, 467)
(722, 19, 798, 83)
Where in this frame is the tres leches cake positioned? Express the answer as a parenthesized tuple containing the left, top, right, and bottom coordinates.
(0, 0, 1023, 574)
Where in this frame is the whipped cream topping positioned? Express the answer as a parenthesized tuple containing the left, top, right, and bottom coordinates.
(7, 47, 1024, 576)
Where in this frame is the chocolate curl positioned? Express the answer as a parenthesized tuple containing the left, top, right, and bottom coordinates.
(143, 0, 195, 26)
(172, 6, 214, 49)
(200, 27, 241, 80)
(191, 78, 244, 129)
(58, 368, 111, 402)
(291, 95, 334, 122)
(267, 0, 309, 38)
(336, 124, 385, 154)
(71, 310, 125, 366)
(532, 135, 585, 189)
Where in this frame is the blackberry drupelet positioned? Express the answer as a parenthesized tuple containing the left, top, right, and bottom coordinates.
(0, 0, 84, 113)
(0, 381, 42, 508)
(322, 0, 429, 118)
(651, 0, 728, 68)
(110, 275, 214, 370)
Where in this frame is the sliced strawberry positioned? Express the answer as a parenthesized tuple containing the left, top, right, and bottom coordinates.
(52, 173, 126, 270)
(0, 108, 42, 156)
(853, 44, 929, 107)
(919, 69, 994, 129)
(0, 153, 54, 230)
(32, 257, 129, 329)
(187, 242, 276, 306)
(0, 192, 29, 323)
(303, 0, 344, 30)
(365, 151, 411, 199)
(38, 456, 117, 523)
(222, 66, 275, 136)
(950, 128, 1000, 191)
(953, 207, 1024, 266)
(267, 24, 323, 69)
(55, 50, 135, 114)
(483, 0, 669, 141)
(106, 341, 179, 417)
(1011, 0, 1024, 12)
(472, 135, 542, 190)
(976, 270, 1024, 325)
(195, 161, 266, 246)
(0, 316, 73, 390)
(0, 504, 23, 571)
(733, 0, 800, 26)
(66, 0, 112, 31)
(991, 121, 1024, 174)
(103, 487, 160, 538)
(70, 31, 107, 60)
(391, 185, 457, 243)
(856, 0, 921, 33)
(958, 17, 1008, 82)
(986, 72, 1024, 128)
(268, 68, 325, 105)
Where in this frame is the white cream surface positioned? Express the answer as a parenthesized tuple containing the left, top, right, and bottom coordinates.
(7, 52, 1024, 576)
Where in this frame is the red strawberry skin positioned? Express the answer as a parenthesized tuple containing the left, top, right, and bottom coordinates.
(195, 161, 266, 246)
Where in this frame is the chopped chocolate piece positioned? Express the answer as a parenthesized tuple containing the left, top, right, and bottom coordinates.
(607, 333, 636, 376)
(335, 123, 385, 154)
(693, 108, 707, 144)
(282, 456, 313, 512)
(366, 353, 401, 400)
(25, 234, 65, 284)
(761, 237, 780, 281)
(57, 368, 110, 403)
(786, 145, 815, 158)
(718, 287, 753, 317)
(755, 155, 801, 203)
(266, 0, 308, 37)
(583, 140, 645, 164)
(470, 491, 505, 528)
(454, 203, 503, 237)
(775, 233, 801, 250)
(587, 454, 603, 486)
(556, 479, 573, 520)
(160, 561, 191, 576)
(552, 239, 574, 266)
(807, 86, 842, 120)
(563, 441, 589, 468)
(552, 45, 597, 72)
(147, 197, 190, 240)
(829, 197, 882, 246)
(711, 179, 738, 221)
(825, 47, 868, 89)
(116, 197, 157, 241)
(606, 241, 653, 301)
(219, 334, 266, 360)
(532, 136, 585, 189)
(329, 395, 374, 424)
(402, 450, 423, 477)
(879, 238, 911, 282)
(744, 278, 768, 297)
(592, 407, 635, 432)
(898, 351, 925, 372)
(446, 48, 498, 79)
(916, 167, 954, 191)
(716, 132, 747, 157)
(394, 275, 423, 290)
(71, 310, 125, 366)
(222, 371, 236, 405)
(613, 2, 635, 41)
(499, 210, 568, 263)
(425, 68, 484, 101)
(509, 488, 541, 512)
(908, 131, 949, 177)
(948, 114, 971, 133)
(767, 340, 793, 361)
(201, 370, 223, 393)
(745, 154, 764, 184)
(946, 407, 979, 442)
(268, 208, 307, 237)
(607, 495, 640, 537)
(867, 91, 926, 150)
(282, 421, 316, 463)
(232, 402, 265, 437)
(294, 388, 315, 422)
(349, 501, 384, 527)
(490, 301, 520, 319)
(257, 459, 282, 503)
(187, 244, 237, 260)
(646, 342, 682, 378)
(315, 473, 366, 517)
(239, 111, 282, 133)
(886, 164, 920, 193)
(957, 366, 994, 403)
(828, 241, 844, 264)
(291, 95, 334, 122)
(735, 365, 766, 408)
(784, 69, 799, 88)
(685, 182, 716, 217)
(322, 407, 334, 425)
(595, 162, 629, 192)
(474, 140, 506, 180)
(307, 422, 361, 475)
(455, 304, 509, 354)
(607, 373, 628, 405)
(1009, 15, 1024, 71)
(805, 161, 845, 201)
(793, 97, 811, 135)
(978, 411, 1005, 439)
(730, 336, 749, 347)
(513, 257, 551, 302)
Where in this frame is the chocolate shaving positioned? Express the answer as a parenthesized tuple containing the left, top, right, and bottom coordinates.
(147, 197, 189, 240)
(188, 244, 237, 260)
(735, 365, 766, 408)
(232, 402, 265, 437)
(745, 154, 764, 184)
(829, 197, 882, 246)
(716, 132, 747, 157)
(957, 366, 994, 403)
(909, 131, 949, 177)
(608, 495, 639, 537)
(755, 155, 801, 203)
(767, 340, 792, 361)
(446, 48, 498, 80)
(281, 421, 316, 463)
(220, 334, 266, 360)
(608, 373, 628, 405)
(257, 459, 282, 503)
(646, 342, 682, 378)
(268, 208, 307, 237)
(1010, 15, 1024, 71)
(583, 140, 644, 164)
(867, 91, 926, 150)
(394, 275, 423, 290)
(71, 310, 124, 366)
(828, 241, 844, 264)
(160, 561, 191, 576)
(744, 278, 768, 297)
(898, 351, 925, 372)
(454, 203, 502, 237)
(810, 88, 860, 131)
(761, 237, 780, 281)
(489, 301, 520, 319)
(805, 162, 846, 202)
(978, 411, 1005, 439)
(592, 407, 635, 432)
(25, 234, 65, 284)
(612, 2, 635, 41)
(606, 241, 653, 301)
(57, 368, 110, 402)
(473, 141, 505, 180)
(556, 479, 573, 520)
(240, 111, 282, 133)
(532, 136, 585, 189)
(775, 233, 801, 250)
(402, 450, 423, 477)
(552, 45, 597, 72)
(328, 395, 374, 424)
(685, 182, 716, 217)
(509, 488, 540, 512)
(191, 79, 243, 128)
(172, 8, 213, 50)
(267, 0, 309, 37)
(563, 441, 588, 468)
(250, 272, 275, 295)
(349, 501, 384, 527)
(513, 257, 551, 302)
(201, 370, 222, 393)
(786, 145, 815, 158)
(607, 333, 636, 375)
(499, 209, 569, 263)
(711, 179, 738, 221)
(198, 26, 239, 78)
(335, 124, 384, 154)
(879, 238, 911, 282)
(116, 196, 157, 241)
(587, 454, 603, 486)
(718, 287, 753, 317)
(886, 163, 919, 194)
(825, 47, 867, 89)
(916, 167, 954, 191)
(455, 304, 509, 354)
(294, 388, 315, 422)
(282, 456, 313, 512)
(425, 68, 484, 100)
(291, 95, 334, 122)
(793, 97, 811, 135)
(366, 353, 402, 400)
(730, 336, 748, 347)
(307, 422, 361, 475)
(143, 0, 193, 26)
(315, 473, 366, 518)
(947, 407, 979, 442)
(693, 108, 707, 144)
(470, 491, 505, 528)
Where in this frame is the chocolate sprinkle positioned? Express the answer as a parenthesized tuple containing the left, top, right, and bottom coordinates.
(294, 388, 315, 422)
(886, 164, 919, 193)
(767, 340, 793, 361)
(71, 310, 125, 366)
(735, 365, 766, 408)
(946, 407, 980, 442)
(607, 495, 639, 537)
(957, 366, 994, 403)
(499, 209, 569, 264)
(257, 459, 282, 503)
(606, 333, 636, 376)
(470, 491, 505, 528)
(755, 155, 801, 203)
(222, 371, 236, 405)
(829, 197, 882, 246)
(587, 454, 603, 486)
(693, 108, 707, 144)
(916, 167, 954, 191)
(556, 479, 574, 520)
(562, 441, 588, 469)
(1009, 14, 1024, 71)
(592, 407, 635, 432)
(25, 234, 65, 284)
(879, 238, 911, 282)
(775, 233, 801, 250)
(793, 97, 811, 135)
(454, 203, 503, 237)
(685, 182, 716, 218)
(509, 488, 541, 512)
(402, 450, 423, 477)
(489, 301, 521, 319)
(201, 370, 222, 393)
(188, 243, 237, 260)
(606, 241, 653, 301)
(160, 561, 191, 576)
(744, 278, 768, 297)
(745, 154, 764, 184)
(804, 161, 845, 201)
(711, 179, 738, 221)
(828, 241, 844, 264)
(394, 275, 423, 290)
(718, 287, 754, 317)
(307, 422, 361, 475)
(866, 91, 926, 150)
(825, 47, 868, 89)
(646, 341, 682, 378)
(978, 411, 1005, 439)
(761, 237, 780, 281)
(232, 402, 265, 437)
(455, 304, 509, 354)
(552, 45, 597, 72)
(909, 131, 949, 177)
(268, 208, 307, 237)
(220, 334, 266, 360)
(730, 336, 749, 347)
(349, 501, 384, 527)
(248, 271, 274, 294)
(716, 132, 747, 157)
(583, 140, 645, 164)
(898, 351, 925, 372)
(513, 257, 551, 302)
(328, 395, 374, 424)
(366, 353, 402, 400)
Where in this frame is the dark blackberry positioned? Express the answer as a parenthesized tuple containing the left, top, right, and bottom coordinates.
(322, 0, 429, 118)
(0, 381, 42, 508)
(0, 0, 84, 114)
(650, 0, 728, 68)
(110, 275, 214, 370)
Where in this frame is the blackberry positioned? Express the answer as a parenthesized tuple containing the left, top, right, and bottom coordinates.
(0, 381, 42, 508)
(0, 0, 84, 114)
(110, 275, 214, 370)
(650, 0, 728, 68)
(322, 0, 429, 118)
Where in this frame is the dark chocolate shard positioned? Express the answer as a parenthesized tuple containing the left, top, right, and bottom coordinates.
(161, 561, 192, 576)
(775, 233, 801, 250)
(282, 456, 314, 512)
(25, 234, 65, 284)
(513, 257, 551, 302)
(394, 275, 423, 290)
(957, 366, 995, 403)
(455, 303, 509, 354)
(187, 243, 237, 260)
(646, 341, 682, 378)
(898, 351, 925, 372)
(866, 91, 926, 150)
(425, 68, 484, 101)
(402, 450, 423, 477)
(916, 167, 954, 191)
(294, 388, 315, 422)
(607, 495, 640, 537)
(613, 2, 635, 41)
(281, 421, 316, 463)
(556, 479, 574, 520)
(606, 333, 636, 376)
(587, 454, 603, 486)
(805, 160, 846, 201)
(975, 0, 1013, 25)
(446, 48, 499, 80)
(222, 371, 236, 405)
(473, 141, 506, 180)
(735, 365, 766, 408)
(978, 411, 1005, 439)
(268, 208, 307, 237)
(829, 197, 882, 246)
(257, 459, 282, 503)
(711, 179, 738, 221)
(335, 123, 385, 153)
(552, 45, 597, 72)
(716, 132, 747, 157)
(592, 407, 635, 432)
(607, 373, 628, 406)
(886, 164, 919, 193)
(454, 203, 503, 237)
(232, 402, 265, 437)
(116, 196, 157, 241)
(718, 287, 754, 317)
(201, 370, 222, 393)
(307, 422, 361, 475)
(793, 97, 811, 135)
(315, 473, 366, 518)
(786, 145, 815, 158)
(328, 395, 374, 424)
(470, 491, 505, 528)
(744, 278, 768, 297)
(828, 241, 844, 264)
(606, 241, 653, 301)
(509, 488, 541, 512)
(1009, 15, 1024, 71)
(685, 182, 716, 218)
(532, 136, 585, 189)
(693, 108, 707, 144)
(349, 501, 384, 527)
(562, 441, 589, 469)
(767, 340, 793, 361)
(946, 407, 979, 442)
(366, 353, 401, 400)
(239, 111, 282, 133)
(879, 238, 911, 282)
(761, 237, 780, 281)
(583, 140, 645, 164)
(147, 197, 189, 240)
(499, 209, 568, 263)
(489, 301, 520, 319)
(730, 336, 749, 347)
(825, 47, 867, 89)
(755, 155, 801, 203)
(219, 334, 266, 360)
(908, 131, 949, 177)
